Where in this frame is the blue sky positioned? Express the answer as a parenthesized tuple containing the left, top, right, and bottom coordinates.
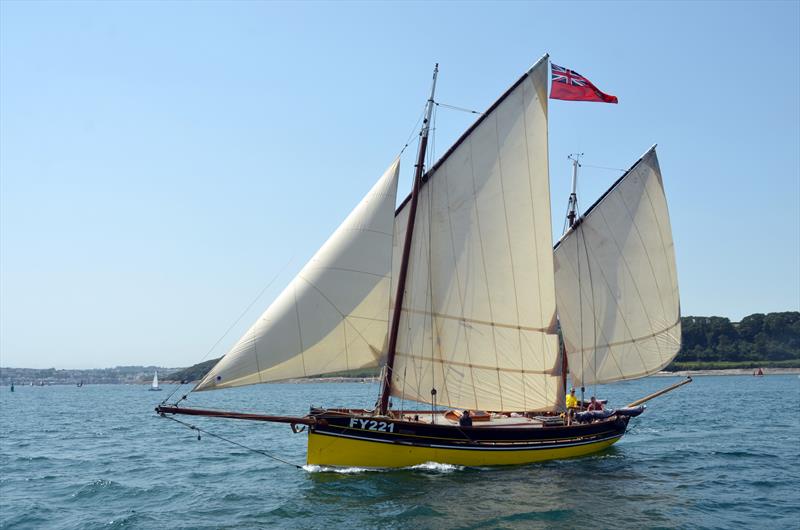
(1, 1, 798, 369)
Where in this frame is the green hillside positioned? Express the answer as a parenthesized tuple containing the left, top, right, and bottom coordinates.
(672, 311, 800, 367)
(165, 358, 220, 383)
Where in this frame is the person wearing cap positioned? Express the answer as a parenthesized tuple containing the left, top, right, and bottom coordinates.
(459, 410, 473, 427)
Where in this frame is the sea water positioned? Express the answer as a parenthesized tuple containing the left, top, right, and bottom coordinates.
(1, 375, 798, 529)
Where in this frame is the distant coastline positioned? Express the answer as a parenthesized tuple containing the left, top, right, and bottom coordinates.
(656, 367, 800, 377)
(3, 370, 798, 387)
(3, 311, 797, 386)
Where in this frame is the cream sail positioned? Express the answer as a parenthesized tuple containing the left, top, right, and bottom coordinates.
(553, 148, 681, 386)
(388, 57, 563, 413)
(195, 160, 400, 390)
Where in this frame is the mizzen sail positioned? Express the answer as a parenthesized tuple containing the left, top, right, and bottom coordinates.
(195, 160, 400, 391)
(553, 147, 681, 385)
(389, 57, 563, 412)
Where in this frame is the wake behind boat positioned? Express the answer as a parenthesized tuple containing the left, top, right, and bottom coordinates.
(157, 55, 691, 468)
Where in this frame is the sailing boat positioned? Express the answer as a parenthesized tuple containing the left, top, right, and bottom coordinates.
(149, 371, 161, 391)
(157, 55, 690, 468)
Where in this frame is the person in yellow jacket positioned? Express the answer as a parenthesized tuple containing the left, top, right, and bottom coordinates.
(564, 388, 579, 425)
(565, 388, 578, 410)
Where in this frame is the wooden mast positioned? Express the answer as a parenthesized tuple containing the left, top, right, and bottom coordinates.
(378, 63, 439, 415)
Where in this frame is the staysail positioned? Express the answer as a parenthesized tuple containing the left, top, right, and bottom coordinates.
(553, 147, 681, 385)
(388, 56, 563, 412)
(195, 160, 400, 391)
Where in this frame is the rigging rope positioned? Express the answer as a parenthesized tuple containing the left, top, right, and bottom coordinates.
(581, 164, 626, 173)
(161, 256, 295, 406)
(434, 101, 482, 115)
(398, 104, 428, 157)
(161, 414, 304, 469)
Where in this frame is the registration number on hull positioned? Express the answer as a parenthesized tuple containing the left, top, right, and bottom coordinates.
(348, 418, 395, 432)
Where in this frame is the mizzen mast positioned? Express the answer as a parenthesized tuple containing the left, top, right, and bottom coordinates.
(378, 63, 439, 415)
(566, 153, 582, 229)
(562, 153, 582, 402)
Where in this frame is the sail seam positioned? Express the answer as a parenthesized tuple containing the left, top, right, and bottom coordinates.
(639, 161, 680, 363)
(557, 235, 624, 379)
(615, 166, 670, 367)
(565, 318, 681, 354)
(442, 159, 479, 409)
(494, 99, 528, 411)
(395, 351, 559, 375)
(399, 307, 553, 333)
(578, 223, 602, 385)
(468, 131, 504, 411)
(306, 267, 388, 279)
(525, 68, 552, 408)
(292, 284, 308, 378)
(295, 276, 385, 352)
(593, 200, 657, 375)
(338, 227, 395, 237)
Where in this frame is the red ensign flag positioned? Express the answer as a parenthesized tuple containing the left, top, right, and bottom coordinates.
(550, 63, 618, 104)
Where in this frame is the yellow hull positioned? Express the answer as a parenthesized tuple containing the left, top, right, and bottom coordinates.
(307, 431, 623, 468)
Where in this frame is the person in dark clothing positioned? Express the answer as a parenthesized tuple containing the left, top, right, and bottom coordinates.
(587, 396, 604, 411)
(459, 410, 473, 427)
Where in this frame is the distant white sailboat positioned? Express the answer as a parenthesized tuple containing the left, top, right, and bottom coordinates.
(149, 371, 161, 391)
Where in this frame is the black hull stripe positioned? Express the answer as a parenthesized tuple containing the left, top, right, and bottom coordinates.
(317, 421, 625, 445)
(311, 429, 623, 452)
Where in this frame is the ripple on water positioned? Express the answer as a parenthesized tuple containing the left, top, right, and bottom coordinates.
(1, 376, 799, 529)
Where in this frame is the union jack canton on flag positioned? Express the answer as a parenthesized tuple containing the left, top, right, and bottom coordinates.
(550, 63, 618, 104)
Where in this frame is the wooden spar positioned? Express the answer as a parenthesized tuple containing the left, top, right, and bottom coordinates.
(378, 63, 439, 415)
(625, 376, 692, 408)
(155, 405, 325, 426)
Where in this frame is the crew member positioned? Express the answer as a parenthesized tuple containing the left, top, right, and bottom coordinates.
(459, 410, 473, 427)
(566, 388, 578, 410)
(587, 396, 604, 411)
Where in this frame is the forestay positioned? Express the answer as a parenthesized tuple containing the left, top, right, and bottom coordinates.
(553, 148, 681, 385)
(389, 57, 563, 412)
(195, 160, 400, 391)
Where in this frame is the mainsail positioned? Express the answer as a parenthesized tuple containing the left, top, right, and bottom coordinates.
(553, 147, 681, 385)
(195, 160, 400, 390)
(388, 57, 563, 412)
